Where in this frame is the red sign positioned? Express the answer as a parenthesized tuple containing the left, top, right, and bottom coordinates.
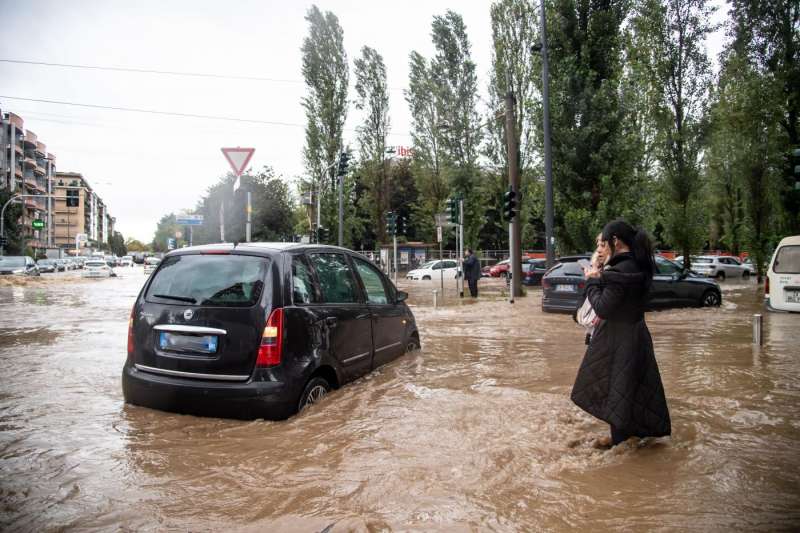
(221, 147, 255, 177)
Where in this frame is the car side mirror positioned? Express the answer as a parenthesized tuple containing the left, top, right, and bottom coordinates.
(396, 290, 408, 303)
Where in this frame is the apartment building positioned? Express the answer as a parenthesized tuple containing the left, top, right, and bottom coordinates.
(2, 108, 115, 254)
(1, 108, 56, 251)
(53, 172, 115, 251)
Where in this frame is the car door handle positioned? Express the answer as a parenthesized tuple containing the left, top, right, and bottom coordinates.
(355, 313, 372, 320)
(325, 317, 338, 327)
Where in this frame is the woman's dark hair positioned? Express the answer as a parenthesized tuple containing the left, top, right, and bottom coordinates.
(601, 219, 656, 280)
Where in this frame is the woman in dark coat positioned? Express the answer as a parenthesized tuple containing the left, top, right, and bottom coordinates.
(571, 220, 671, 446)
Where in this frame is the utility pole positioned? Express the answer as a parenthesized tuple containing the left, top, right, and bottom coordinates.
(539, 0, 555, 267)
(219, 201, 225, 242)
(505, 75, 523, 298)
(245, 191, 252, 242)
(458, 198, 465, 298)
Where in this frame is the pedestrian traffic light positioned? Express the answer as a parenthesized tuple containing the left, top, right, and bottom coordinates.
(385, 211, 396, 236)
(446, 197, 460, 224)
(337, 151, 351, 177)
(503, 187, 517, 220)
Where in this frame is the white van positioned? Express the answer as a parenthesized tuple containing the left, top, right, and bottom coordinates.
(766, 235, 800, 312)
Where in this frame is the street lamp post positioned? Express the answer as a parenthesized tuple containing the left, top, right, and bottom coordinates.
(505, 75, 523, 299)
(539, 0, 556, 267)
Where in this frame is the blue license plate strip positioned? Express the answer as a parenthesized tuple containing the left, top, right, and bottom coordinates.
(159, 331, 218, 353)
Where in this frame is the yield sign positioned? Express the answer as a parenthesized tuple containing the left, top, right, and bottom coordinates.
(221, 147, 255, 177)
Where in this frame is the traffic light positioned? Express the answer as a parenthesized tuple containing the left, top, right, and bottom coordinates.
(396, 214, 406, 235)
(446, 197, 460, 224)
(503, 187, 517, 220)
(317, 226, 328, 243)
(792, 148, 800, 189)
(337, 151, 351, 177)
(385, 211, 396, 236)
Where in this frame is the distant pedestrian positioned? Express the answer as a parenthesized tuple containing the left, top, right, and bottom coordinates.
(463, 248, 481, 297)
(571, 220, 671, 448)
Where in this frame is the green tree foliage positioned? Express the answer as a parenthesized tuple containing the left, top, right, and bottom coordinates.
(301, 5, 349, 237)
(487, 0, 542, 249)
(0, 190, 24, 255)
(632, 0, 715, 268)
(354, 46, 391, 244)
(151, 213, 179, 252)
(107, 231, 127, 257)
(541, 0, 636, 253)
(727, 0, 800, 233)
(251, 167, 295, 242)
(124, 238, 148, 252)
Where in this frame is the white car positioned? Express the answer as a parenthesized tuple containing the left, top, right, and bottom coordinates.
(120, 256, 134, 267)
(765, 235, 800, 312)
(143, 257, 161, 275)
(689, 255, 750, 280)
(82, 260, 114, 278)
(406, 259, 459, 280)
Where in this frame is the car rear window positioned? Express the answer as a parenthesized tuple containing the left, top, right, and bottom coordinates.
(552, 262, 584, 276)
(145, 254, 269, 307)
(774, 245, 800, 274)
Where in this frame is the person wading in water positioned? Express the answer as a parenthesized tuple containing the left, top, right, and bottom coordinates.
(571, 220, 671, 448)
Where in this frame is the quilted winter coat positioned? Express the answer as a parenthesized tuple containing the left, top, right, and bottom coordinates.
(570, 252, 671, 438)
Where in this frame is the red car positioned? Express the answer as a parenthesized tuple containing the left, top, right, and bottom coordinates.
(486, 259, 511, 277)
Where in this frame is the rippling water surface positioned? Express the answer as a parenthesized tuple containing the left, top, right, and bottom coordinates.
(1, 270, 798, 531)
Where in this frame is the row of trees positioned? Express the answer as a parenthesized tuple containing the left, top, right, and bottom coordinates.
(151, 1, 797, 278)
(295, 0, 798, 275)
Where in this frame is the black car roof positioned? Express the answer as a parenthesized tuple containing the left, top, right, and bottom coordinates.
(165, 242, 366, 257)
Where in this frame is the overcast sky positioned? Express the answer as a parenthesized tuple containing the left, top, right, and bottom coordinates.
(0, 0, 727, 243)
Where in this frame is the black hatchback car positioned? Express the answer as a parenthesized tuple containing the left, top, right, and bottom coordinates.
(541, 255, 722, 313)
(122, 243, 420, 420)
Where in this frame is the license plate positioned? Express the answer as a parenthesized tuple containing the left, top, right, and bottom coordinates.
(159, 331, 218, 353)
(555, 284, 576, 292)
(787, 290, 800, 304)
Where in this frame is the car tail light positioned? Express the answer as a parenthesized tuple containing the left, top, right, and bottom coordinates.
(542, 279, 551, 289)
(256, 308, 284, 367)
(765, 276, 769, 295)
(578, 281, 585, 289)
(127, 308, 135, 360)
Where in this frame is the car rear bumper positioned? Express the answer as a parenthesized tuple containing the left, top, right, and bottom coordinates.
(542, 297, 579, 313)
(122, 362, 295, 420)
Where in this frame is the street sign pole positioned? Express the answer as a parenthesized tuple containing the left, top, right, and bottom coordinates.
(338, 174, 344, 246)
(459, 198, 464, 298)
(246, 191, 252, 243)
(393, 234, 398, 287)
(189, 225, 193, 247)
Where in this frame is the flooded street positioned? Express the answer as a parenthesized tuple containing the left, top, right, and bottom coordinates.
(1, 270, 799, 531)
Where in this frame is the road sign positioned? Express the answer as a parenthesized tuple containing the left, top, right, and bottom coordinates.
(167, 238, 176, 250)
(437, 226, 443, 243)
(32, 219, 45, 230)
(221, 147, 255, 178)
(176, 214, 204, 226)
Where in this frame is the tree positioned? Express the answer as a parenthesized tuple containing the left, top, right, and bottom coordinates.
(486, 0, 542, 249)
(727, 0, 800, 234)
(354, 45, 391, 244)
(0, 190, 23, 255)
(632, 0, 716, 269)
(151, 213, 179, 252)
(301, 5, 349, 238)
(124, 238, 148, 252)
(250, 167, 295, 242)
(108, 231, 127, 257)
(541, 0, 636, 253)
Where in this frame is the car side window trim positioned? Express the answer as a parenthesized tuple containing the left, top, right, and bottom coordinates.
(305, 251, 364, 305)
(352, 256, 391, 305)
(290, 253, 322, 305)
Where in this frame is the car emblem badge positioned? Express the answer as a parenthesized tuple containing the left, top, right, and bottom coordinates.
(183, 309, 194, 320)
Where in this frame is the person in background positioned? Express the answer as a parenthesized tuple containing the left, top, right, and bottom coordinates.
(463, 248, 481, 297)
(571, 220, 671, 448)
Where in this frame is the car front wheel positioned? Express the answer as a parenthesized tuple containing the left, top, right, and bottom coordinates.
(298, 376, 330, 413)
(422, 275, 431, 280)
(715, 271, 726, 281)
(701, 290, 721, 307)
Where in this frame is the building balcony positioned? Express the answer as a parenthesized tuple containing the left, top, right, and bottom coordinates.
(23, 157, 36, 168)
(9, 143, 23, 157)
(33, 163, 46, 176)
(23, 131, 37, 148)
(35, 141, 46, 157)
(24, 179, 46, 193)
(24, 199, 38, 210)
(8, 113, 24, 130)
(14, 167, 23, 179)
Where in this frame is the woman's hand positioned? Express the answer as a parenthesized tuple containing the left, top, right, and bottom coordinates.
(584, 264, 602, 279)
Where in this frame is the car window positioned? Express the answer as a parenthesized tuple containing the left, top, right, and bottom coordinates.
(146, 254, 269, 307)
(431, 262, 442, 270)
(774, 245, 800, 274)
(694, 257, 712, 263)
(0, 257, 25, 267)
(444, 260, 457, 268)
(353, 258, 389, 305)
(291, 255, 319, 304)
(308, 253, 359, 304)
(656, 256, 681, 275)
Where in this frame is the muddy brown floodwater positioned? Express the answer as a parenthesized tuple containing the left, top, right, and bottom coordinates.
(1, 269, 799, 531)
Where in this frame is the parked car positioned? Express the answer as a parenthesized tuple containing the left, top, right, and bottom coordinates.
(36, 259, 57, 273)
(143, 256, 161, 275)
(120, 256, 134, 267)
(82, 259, 115, 278)
(541, 255, 721, 313)
(122, 242, 420, 420)
(689, 255, 750, 280)
(406, 259, 459, 280)
(521, 259, 548, 286)
(0, 256, 40, 276)
(742, 257, 756, 275)
(51, 259, 67, 272)
(487, 259, 511, 278)
(765, 235, 800, 313)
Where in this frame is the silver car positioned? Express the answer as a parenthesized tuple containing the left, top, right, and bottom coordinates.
(690, 255, 750, 281)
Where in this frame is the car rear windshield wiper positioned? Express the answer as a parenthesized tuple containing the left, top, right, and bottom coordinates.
(152, 294, 196, 303)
